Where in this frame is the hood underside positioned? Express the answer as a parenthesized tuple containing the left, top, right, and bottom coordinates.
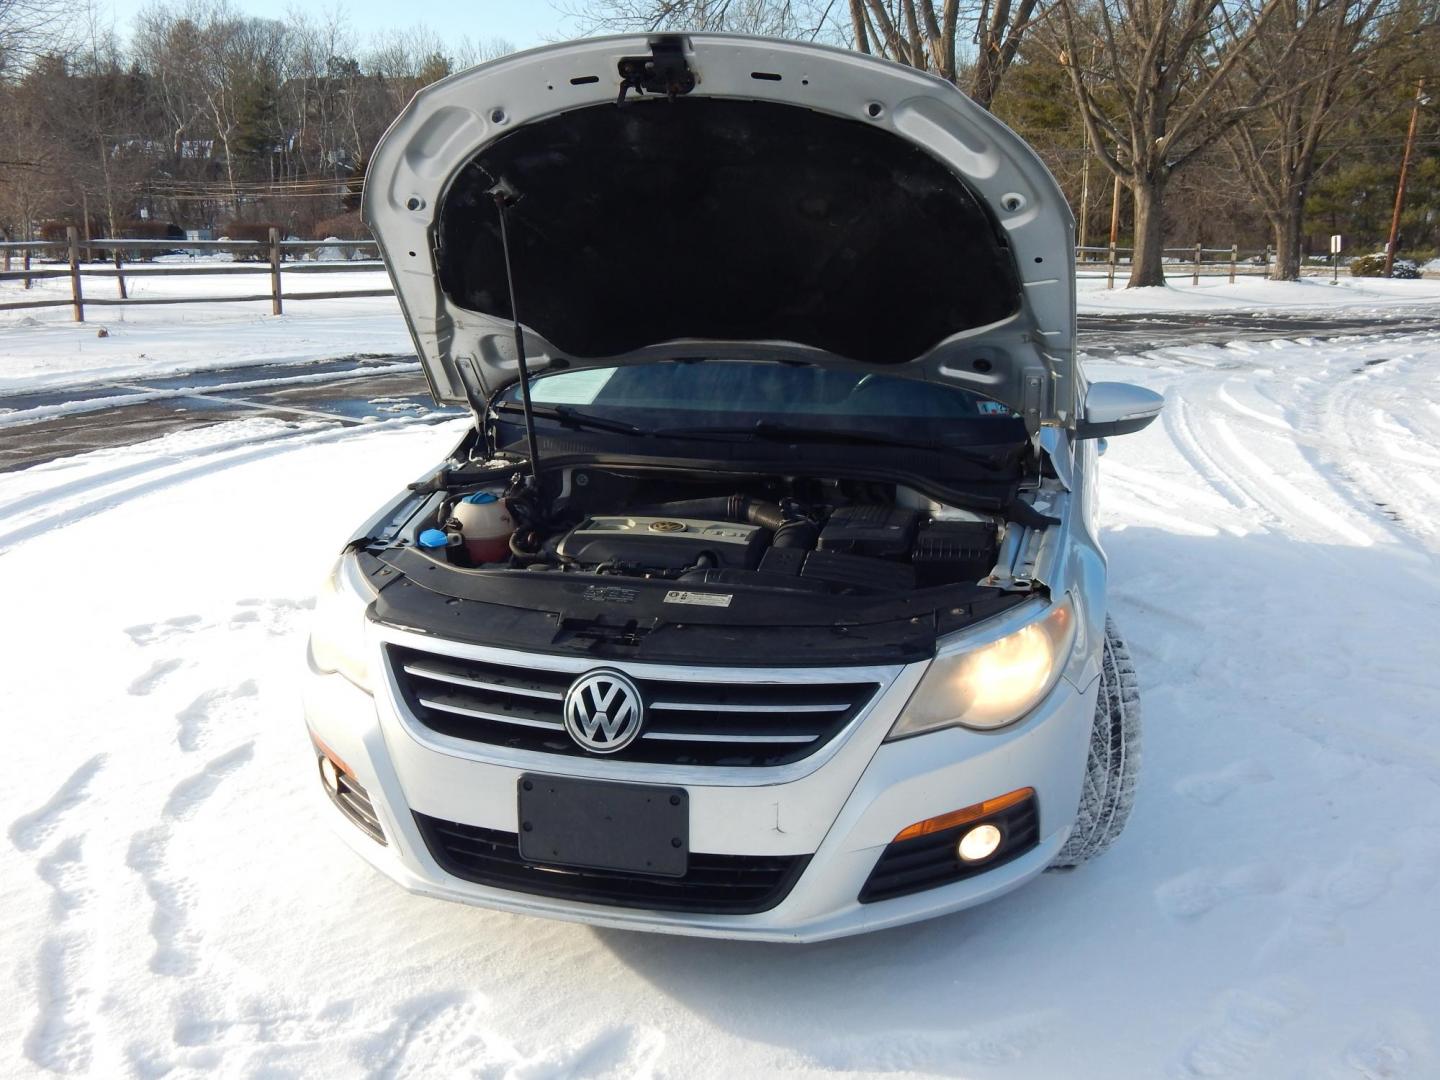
(437, 98, 1020, 366)
(364, 35, 1077, 426)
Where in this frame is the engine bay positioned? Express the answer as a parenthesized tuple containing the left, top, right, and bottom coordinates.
(411, 466, 1009, 597)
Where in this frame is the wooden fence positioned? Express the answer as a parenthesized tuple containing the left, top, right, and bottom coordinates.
(1077, 243, 1277, 288)
(0, 229, 394, 321)
(2, 231, 1287, 321)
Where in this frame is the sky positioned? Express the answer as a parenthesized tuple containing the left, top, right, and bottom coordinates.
(101, 0, 577, 50)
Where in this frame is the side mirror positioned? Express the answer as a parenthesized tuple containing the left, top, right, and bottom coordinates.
(1077, 382, 1165, 440)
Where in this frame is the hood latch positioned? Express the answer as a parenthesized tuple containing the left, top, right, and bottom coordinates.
(617, 37, 696, 105)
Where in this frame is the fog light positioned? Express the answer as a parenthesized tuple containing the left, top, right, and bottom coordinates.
(318, 754, 340, 793)
(958, 823, 1003, 862)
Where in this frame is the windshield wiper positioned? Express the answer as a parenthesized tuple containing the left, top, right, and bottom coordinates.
(649, 419, 1014, 466)
(491, 400, 646, 436)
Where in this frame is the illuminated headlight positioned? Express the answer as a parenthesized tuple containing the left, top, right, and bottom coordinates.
(888, 597, 1078, 737)
(308, 552, 377, 694)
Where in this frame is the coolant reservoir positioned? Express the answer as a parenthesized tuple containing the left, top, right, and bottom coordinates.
(452, 492, 514, 564)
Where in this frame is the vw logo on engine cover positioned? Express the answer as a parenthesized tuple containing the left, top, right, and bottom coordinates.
(563, 670, 644, 753)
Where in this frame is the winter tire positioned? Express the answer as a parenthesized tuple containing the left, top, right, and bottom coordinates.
(1050, 616, 1142, 868)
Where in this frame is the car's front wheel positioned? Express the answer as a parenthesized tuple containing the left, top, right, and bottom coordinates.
(1050, 616, 1141, 868)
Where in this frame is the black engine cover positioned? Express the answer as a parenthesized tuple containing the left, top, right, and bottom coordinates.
(556, 516, 767, 570)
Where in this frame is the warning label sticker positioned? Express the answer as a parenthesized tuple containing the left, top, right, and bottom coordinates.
(662, 590, 733, 608)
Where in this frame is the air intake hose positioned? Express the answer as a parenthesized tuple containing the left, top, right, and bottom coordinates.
(633, 495, 817, 549)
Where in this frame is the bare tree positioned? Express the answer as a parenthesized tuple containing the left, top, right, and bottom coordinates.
(1042, 0, 1310, 286)
(1221, 0, 1429, 279)
(0, 76, 62, 241)
(575, 0, 1039, 109)
(571, 0, 831, 38)
(844, 0, 1042, 108)
(0, 0, 80, 76)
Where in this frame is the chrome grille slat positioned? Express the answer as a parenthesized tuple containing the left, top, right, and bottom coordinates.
(417, 695, 566, 731)
(403, 662, 566, 700)
(387, 644, 882, 767)
(649, 700, 848, 714)
(641, 732, 818, 744)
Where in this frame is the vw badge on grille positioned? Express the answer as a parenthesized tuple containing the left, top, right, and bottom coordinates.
(563, 670, 644, 753)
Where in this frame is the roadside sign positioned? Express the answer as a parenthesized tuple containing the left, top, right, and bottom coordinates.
(1330, 234, 1343, 254)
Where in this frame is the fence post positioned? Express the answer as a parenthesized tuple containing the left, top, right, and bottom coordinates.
(1107, 242, 1117, 290)
(269, 228, 283, 315)
(114, 247, 128, 300)
(22, 245, 32, 289)
(1229, 244, 1238, 284)
(1192, 242, 1202, 286)
(67, 226, 85, 323)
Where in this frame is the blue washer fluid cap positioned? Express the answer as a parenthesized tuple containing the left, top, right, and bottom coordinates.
(462, 492, 499, 505)
(418, 528, 450, 549)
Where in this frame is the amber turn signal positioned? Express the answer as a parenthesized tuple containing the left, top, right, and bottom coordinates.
(892, 787, 1035, 842)
(309, 730, 355, 780)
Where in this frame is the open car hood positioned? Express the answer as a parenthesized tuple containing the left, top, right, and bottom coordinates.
(363, 35, 1076, 429)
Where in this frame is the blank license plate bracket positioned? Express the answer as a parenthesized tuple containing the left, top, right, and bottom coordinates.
(517, 773, 689, 878)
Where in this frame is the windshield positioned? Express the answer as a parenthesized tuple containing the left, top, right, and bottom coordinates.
(496, 361, 1019, 445)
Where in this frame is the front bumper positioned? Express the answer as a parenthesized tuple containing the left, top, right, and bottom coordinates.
(303, 633, 1097, 943)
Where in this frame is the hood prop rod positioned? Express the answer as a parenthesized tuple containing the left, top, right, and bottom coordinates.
(489, 180, 542, 488)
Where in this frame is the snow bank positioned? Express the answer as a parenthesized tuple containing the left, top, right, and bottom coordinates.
(3, 331, 1440, 1077)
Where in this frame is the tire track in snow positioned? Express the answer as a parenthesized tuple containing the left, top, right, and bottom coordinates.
(1161, 393, 1258, 513)
(1216, 379, 1294, 431)
(1209, 416, 1374, 546)
(0, 422, 326, 521)
(0, 415, 447, 554)
(1305, 346, 1440, 549)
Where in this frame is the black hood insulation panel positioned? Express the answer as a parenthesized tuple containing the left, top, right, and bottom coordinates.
(437, 97, 1021, 366)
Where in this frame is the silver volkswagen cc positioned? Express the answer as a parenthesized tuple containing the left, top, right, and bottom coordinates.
(303, 33, 1164, 941)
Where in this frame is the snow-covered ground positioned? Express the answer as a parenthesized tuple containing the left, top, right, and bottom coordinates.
(0, 270, 410, 394)
(4, 328, 1440, 1078)
(1076, 274, 1440, 315)
(5, 269, 1440, 394)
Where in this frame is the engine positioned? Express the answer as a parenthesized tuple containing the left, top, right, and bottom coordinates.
(422, 470, 1005, 596)
(556, 516, 768, 571)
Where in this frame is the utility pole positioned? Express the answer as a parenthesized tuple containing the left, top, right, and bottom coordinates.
(1076, 43, 1099, 257)
(1108, 174, 1123, 249)
(1384, 78, 1426, 277)
(1105, 174, 1124, 290)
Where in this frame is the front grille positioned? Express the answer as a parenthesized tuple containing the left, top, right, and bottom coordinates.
(387, 645, 881, 767)
(321, 758, 386, 844)
(414, 813, 809, 914)
(858, 795, 1039, 903)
